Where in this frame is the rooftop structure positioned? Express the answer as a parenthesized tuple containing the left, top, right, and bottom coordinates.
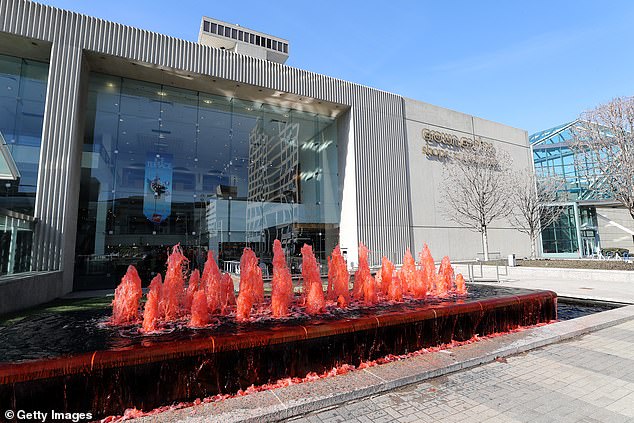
(198, 17, 289, 64)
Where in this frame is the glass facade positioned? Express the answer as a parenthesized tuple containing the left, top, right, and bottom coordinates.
(540, 205, 578, 254)
(531, 121, 607, 202)
(531, 121, 604, 256)
(75, 73, 340, 289)
(0, 54, 48, 215)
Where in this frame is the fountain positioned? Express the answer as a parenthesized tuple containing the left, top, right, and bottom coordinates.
(0, 241, 557, 419)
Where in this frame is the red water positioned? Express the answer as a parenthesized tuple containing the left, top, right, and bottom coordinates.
(141, 274, 162, 333)
(189, 291, 208, 327)
(455, 273, 467, 295)
(353, 243, 377, 305)
(399, 249, 417, 297)
(111, 265, 143, 325)
(159, 244, 188, 321)
(184, 269, 200, 312)
(418, 243, 435, 296)
(219, 273, 236, 314)
(112, 241, 468, 328)
(301, 244, 326, 314)
(236, 248, 264, 321)
(327, 245, 350, 307)
(381, 257, 402, 301)
(271, 240, 294, 317)
(437, 256, 455, 296)
(201, 251, 223, 313)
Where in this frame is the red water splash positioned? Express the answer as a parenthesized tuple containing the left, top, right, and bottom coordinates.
(184, 269, 200, 312)
(381, 257, 402, 301)
(399, 249, 418, 297)
(219, 273, 236, 314)
(418, 243, 435, 296)
(455, 273, 467, 295)
(141, 274, 162, 333)
(327, 245, 350, 307)
(271, 240, 294, 317)
(189, 290, 209, 327)
(159, 244, 188, 321)
(437, 256, 455, 296)
(111, 265, 143, 325)
(301, 244, 326, 314)
(236, 248, 264, 321)
(201, 251, 223, 313)
(354, 243, 377, 305)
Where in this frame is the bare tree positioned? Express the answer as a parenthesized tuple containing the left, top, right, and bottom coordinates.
(440, 146, 512, 261)
(571, 96, 634, 219)
(507, 169, 565, 259)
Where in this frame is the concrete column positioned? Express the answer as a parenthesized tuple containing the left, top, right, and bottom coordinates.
(32, 20, 87, 293)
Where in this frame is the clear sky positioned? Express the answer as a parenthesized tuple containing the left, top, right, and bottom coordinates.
(35, 0, 634, 134)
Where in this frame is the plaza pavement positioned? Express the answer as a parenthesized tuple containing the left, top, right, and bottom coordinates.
(293, 318, 634, 423)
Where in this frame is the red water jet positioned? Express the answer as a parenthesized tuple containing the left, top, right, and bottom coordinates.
(201, 251, 222, 313)
(418, 244, 435, 297)
(271, 239, 294, 317)
(399, 249, 418, 297)
(160, 244, 188, 321)
(142, 274, 163, 332)
(112, 265, 143, 325)
(354, 243, 377, 305)
(189, 290, 208, 327)
(327, 245, 350, 307)
(301, 244, 325, 314)
(236, 248, 264, 321)
(455, 273, 467, 295)
(219, 273, 236, 314)
(381, 257, 402, 302)
(437, 256, 455, 296)
(184, 269, 200, 312)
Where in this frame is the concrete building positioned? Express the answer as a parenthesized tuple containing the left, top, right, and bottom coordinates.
(0, 0, 532, 313)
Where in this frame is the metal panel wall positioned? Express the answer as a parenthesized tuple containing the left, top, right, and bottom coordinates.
(0, 0, 413, 279)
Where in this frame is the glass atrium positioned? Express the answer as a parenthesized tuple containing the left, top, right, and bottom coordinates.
(530, 120, 601, 256)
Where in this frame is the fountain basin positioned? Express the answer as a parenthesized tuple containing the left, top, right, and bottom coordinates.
(0, 289, 556, 418)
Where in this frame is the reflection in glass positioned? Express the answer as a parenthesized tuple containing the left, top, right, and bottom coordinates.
(75, 74, 340, 289)
(0, 54, 48, 215)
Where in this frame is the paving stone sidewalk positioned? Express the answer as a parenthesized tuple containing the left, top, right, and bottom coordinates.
(292, 319, 634, 423)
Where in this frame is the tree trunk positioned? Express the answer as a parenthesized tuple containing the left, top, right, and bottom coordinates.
(481, 225, 489, 261)
(530, 235, 536, 260)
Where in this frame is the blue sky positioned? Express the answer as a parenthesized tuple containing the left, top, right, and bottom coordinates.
(36, 0, 634, 134)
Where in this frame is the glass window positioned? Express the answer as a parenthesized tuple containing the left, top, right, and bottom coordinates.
(231, 28, 237, 39)
(283, 43, 288, 53)
(203, 21, 210, 32)
(266, 38, 272, 49)
(249, 33, 255, 44)
(75, 73, 340, 289)
(218, 25, 224, 36)
(0, 54, 48, 216)
(211, 23, 217, 34)
(224, 27, 231, 37)
(238, 30, 244, 41)
(540, 205, 578, 254)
